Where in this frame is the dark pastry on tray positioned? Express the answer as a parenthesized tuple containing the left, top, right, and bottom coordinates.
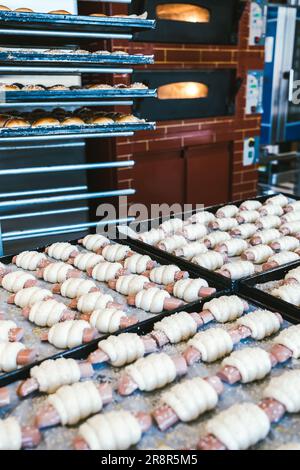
(47, 84, 69, 91)
(48, 10, 71, 15)
(0, 5, 11, 11)
(4, 117, 31, 128)
(14, 7, 33, 12)
(22, 84, 45, 91)
(51, 108, 69, 118)
(115, 114, 141, 123)
(0, 83, 20, 91)
(32, 117, 60, 128)
(89, 116, 114, 125)
(61, 117, 85, 127)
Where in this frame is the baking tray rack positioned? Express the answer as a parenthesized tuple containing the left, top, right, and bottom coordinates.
(0, 237, 228, 387)
(0, 11, 155, 39)
(1, 88, 157, 104)
(2, 291, 300, 451)
(239, 260, 300, 323)
(0, 50, 154, 66)
(0, 122, 156, 142)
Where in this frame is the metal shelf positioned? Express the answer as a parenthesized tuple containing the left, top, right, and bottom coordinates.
(0, 65, 133, 75)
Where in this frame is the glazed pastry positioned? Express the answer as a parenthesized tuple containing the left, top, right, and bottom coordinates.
(4, 117, 30, 128)
(32, 117, 60, 127)
(61, 117, 85, 126)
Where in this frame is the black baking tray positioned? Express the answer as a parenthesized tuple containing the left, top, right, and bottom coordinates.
(118, 193, 300, 290)
(0, 237, 229, 386)
(0, 50, 154, 66)
(0, 10, 156, 33)
(0, 122, 156, 139)
(239, 260, 300, 324)
(2, 88, 157, 103)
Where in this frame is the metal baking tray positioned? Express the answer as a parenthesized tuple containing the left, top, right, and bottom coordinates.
(0, 10, 156, 33)
(2, 88, 157, 103)
(1, 292, 299, 450)
(0, 50, 154, 66)
(239, 260, 300, 324)
(120, 194, 300, 290)
(0, 237, 228, 387)
(0, 122, 156, 140)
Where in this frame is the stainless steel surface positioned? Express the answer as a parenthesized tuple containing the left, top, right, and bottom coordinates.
(0, 207, 89, 221)
(0, 28, 133, 40)
(0, 186, 87, 199)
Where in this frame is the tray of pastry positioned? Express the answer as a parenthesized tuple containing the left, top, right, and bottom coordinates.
(1, 292, 300, 450)
(0, 82, 157, 102)
(0, 49, 154, 66)
(239, 260, 300, 323)
(120, 193, 300, 290)
(0, 8, 155, 33)
(0, 109, 156, 139)
(0, 234, 227, 387)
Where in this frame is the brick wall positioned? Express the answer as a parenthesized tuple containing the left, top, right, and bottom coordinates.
(109, 1, 264, 204)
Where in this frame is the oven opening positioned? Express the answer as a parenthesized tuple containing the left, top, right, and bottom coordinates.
(156, 3, 210, 23)
(157, 82, 208, 100)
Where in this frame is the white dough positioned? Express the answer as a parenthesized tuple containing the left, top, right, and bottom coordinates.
(47, 320, 90, 349)
(76, 292, 114, 314)
(272, 236, 300, 252)
(14, 251, 46, 271)
(217, 239, 248, 257)
(98, 333, 145, 366)
(286, 201, 300, 212)
(192, 252, 225, 271)
(174, 241, 208, 259)
(257, 215, 281, 229)
(158, 235, 187, 252)
(42, 262, 75, 283)
(73, 253, 103, 271)
(102, 244, 131, 262)
(90, 308, 126, 334)
(81, 234, 110, 252)
(139, 228, 165, 245)
(263, 370, 300, 413)
(0, 342, 25, 371)
(240, 200, 262, 211)
(205, 403, 270, 450)
(60, 278, 97, 299)
(27, 299, 67, 327)
(216, 205, 239, 218)
(160, 218, 183, 234)
(149, 265, 181, 285)
(47, 242, 77, 261)
(231, 223, 257, 239)
(273, 324, 300, 358)
(237, 210, 260, 223)
(1, 271, 36, 293)
(237, 310, 281, 340)
(154, 311, 197, 343)
(187, 211, 215, 225)
(182, 223, 208, 241)
(79, 410, 142, 450)
(162, 377, 218, 422)
(0, 320, 17, 342)
(125, 353, 177, 391)
(272, 285, 300, 306)
(212, 218, 238, 231)
(203, 295, 245, 323)
(172, 278, 208, 302)
(0, 417, 22, 450)
(268, 251, 299, 266)
(266, 194, 289, 207)
(188, 328, 233, 362)
(134, 287, 170, 313)
(285, 266, 300, 284)
(124, 254, 152, 274)
(244, 245, 274, 264)
(203, 231, 231, 248)
(48, 381, 103, 425)
(280, 221, 300, 235)
(222, 347, 272, 383)
(252, 229, 281, 245)
(115, 274, 149, 295)
(220, 261, 255, 279)
(91, 261, 122, 282)
(13, 286, 52, 308)
(30, 358, 81, 393)
(260, 205, 284, 217)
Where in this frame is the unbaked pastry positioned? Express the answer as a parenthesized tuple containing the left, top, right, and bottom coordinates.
(160, 218, 183, 234)
(91, 261, 122, 282)
(46, 242, 77, 261)
(219, 261, 255, 279)
(89, 308, 127, 333)
(265, 194, 289, 207)
(97, 333, 145, 367)
(263, 369, 300, 413)
(149, 265, 183, 285)
(256, 215, 281, 230)
(0, 417, 22, 450)
(40, 262, 76, 283)
(192, 252, 225, 271)
(273, 324, 300, 358)
(203, 231, 231, 248)
(124, 353, 177, 391)
(243, 245, 274, 264)
(115, 274, 149, 295)
(0, 342, 25, 371)
(157, 235, 187, 252)
(203, 295, 245, 323)
(80, 234, 110, 253)
(134, 287, 170, 313)
(60, 278, 97, 299)
(124, 254, 152, 274)
(172, 278, 208, 302)
(237, 309, 281, 340)
(14, 251, 47, 271)
(76, 292, 114, 314)
(181, 223, 208, 241)
(27, 299, 67, 327)
(47, 320, 90, 349)
(267, 251, 299, 267)
(222, 347, 272, 383)
(30, 358, 81, 393)
(154, 311, 197, 343)
(13, 286, 52, 308)
(0, 320, 17, 342)
(188, 328, 233, 362)
(102, 244, 131, 262)
(1, 271, 36, 293)
(239, 200, 262, 211)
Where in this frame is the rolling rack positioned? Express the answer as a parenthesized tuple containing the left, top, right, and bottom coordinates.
(0, 2, 157, 253)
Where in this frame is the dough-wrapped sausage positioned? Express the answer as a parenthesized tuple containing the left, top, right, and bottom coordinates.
(216, 205, 238, 218)
(230, 223, 257, 239)
(256, 215, 281, 230)
(109, 274, 150, 295)
(138, 228, 165, 245)
(101, 244, 132, 262)
(259, 205, 284, 217)
(128, 287, 182, 313)
(37, 262, 80, 283)
(266, 194, 289, 207)
(180, 223, 208, 241)
(8, 286, 53, 308)
(199, 403, 270, 450)
(1, 271, 37, 292)
(219, 260, 255, 279)
(78, 234, 110, 253)
(167, 278, 215, 302)
(174, 241, 208, 259)
(263, 370, 300, 413)
(187, 211, 215, 225)
(0, 417, 41, 450)
(0, 342, 35, 371)
(215, 239, 248, 257)
(273, 324, 300, 357)
(45, 242, 78, 261)
(280, 221, 300, 236)
(242, 245, 274, 264)
(284, 266, 300, 284)
(209, 218, 238, 231)
(72, 291, 119, 313)
(221, 347, 272, 383)
(203, 231, 231, 249)
(272, 285, 300, 306)
(192, 252, 225, 271)
(88, 308, 137, 333)
(157, 235, 187, 252)
(285, 201, 300, 212)
(23, 299, 74, 327)
(250, 229, 281, 246)
(240, 200, 262, 211)
(237, 310, 282, 340)
(13, 251, 47, 271)
(149, 265, 188, 285)
(153, 311, 198, 344)
(270, 236, 300, 252)
(54, 278, 98, 298)
(45, 320, 97, 349)
(281, 211, 300, 223)
(160, 218, 183, 234)
(202, 295, 247, 323)
(94, 333, 145, 367)
(89, 261, 125, 282)
(0, 320, 22, 342)
(187, 328, 233, 363)
(124, 254, 155, 274)
(73, 253, 104, 272)
(262, 251, 299, 271)
(236, 210, 260, 224)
